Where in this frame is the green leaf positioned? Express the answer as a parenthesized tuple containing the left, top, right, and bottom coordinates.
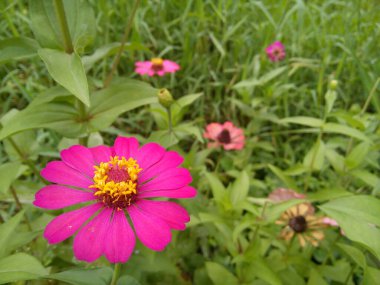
(307, 188, 352, 202)
(0, 37, 39, 64)
(172, 93, 203, 125)
(337, 243, 367, 269)
(48, 267, 113, 285)
(324, 90, 337, 114)
(345, 142, 370, 169)
(0, 102, 82, 140)
(38, 48, 90, 106)
(265, 199, 305, 223)
(319, 261, 351, 283)
(0, 162, 23, 194)
(234, 66, 287, 89)
(29, 0, 96, 51)
(230, 171, 249, 206)
(303, 139, 325, 171)
(268, 164, 299, 191)
(88, 79, 158, 131)
(0, 253, 47, 284)
(279, 116, 324, 128)
(319, 195, 380, 259)
(0, 211, 24, 258)
(250, 257, 282, 285)
(322, 123, 371, 142)
(363, 267, 380, 285)
(324, 148, 345, 173)
(350, 169, 380, 188)
(307, 269, 327, 285)
(117, 275, 141, 285)
(205, 172, 226, 202)
(205, 262, 238, 285)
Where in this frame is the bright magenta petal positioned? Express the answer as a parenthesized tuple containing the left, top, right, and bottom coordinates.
(41, 161, 92, 189)
(90, 146, 113, 164)
(73, 208, 112, 262)
(114, 137, 139, 159)
(162, 60, 180, 72)
(139, 168, 192, 191)
(44, 203, 101, 244)
(128, 205, 171, 251)
(61, 145, 95, 177)
(139, 151, 183, 183)
(104, 210, 135, 263)
(34, 185, 94, 210)
(136, 200, 190, 230)
(138, 185, 197, 199)
(135, 142, 166, 170)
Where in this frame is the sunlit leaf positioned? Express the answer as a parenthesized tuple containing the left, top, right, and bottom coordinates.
(0, 37, 39, 64)
(205, 262, 238, 285)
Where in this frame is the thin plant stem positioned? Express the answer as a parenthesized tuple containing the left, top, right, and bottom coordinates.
(251, 201, 269, 243)
(53, 0, 74, 54)
(103, 0, 141, 88)
(167, 106, 173, 133)
(7, 137, 47, 185)
(110, 263, 122, 285)
(10, 186, 33, 231)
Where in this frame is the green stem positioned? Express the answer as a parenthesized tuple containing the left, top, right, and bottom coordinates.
(103, 0, 141, 88)
(110, 263, 122, 285)
(54, 0, 74, 53)
(10, 186, 33, 232)
(167, 107, 173, 133)
(77, 100, 89, 146)
(7, 137, 47, 185)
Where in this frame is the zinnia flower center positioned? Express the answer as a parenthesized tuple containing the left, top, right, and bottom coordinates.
(90, 156, 142, 209)
(217, 129, 231, 144)
(288, 215, 307, 233)
(151, 58, 164, 72)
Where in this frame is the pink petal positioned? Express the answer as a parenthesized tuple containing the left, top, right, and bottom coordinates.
(34, 185, 95, 210)
(73, 208, 112, 262)
(203, 123, 223, 140)
(127, 205, 171, 251)
(114, 137, 139, 159)
(156, 70, 166, 76)
(162, 60, 180, 72)
(136, 200, 189, 230)
(139, 168, 192, 192)
(138, 185, 197, 199)
(41, 161, 92, 189)
(135, 142, 166, 171)
(44, 203, 101, 244)
(90, 146, 113, 164)
(104, 210, 135, 263)
(139, 151, 183, 183)
(61, 145, 96, 178)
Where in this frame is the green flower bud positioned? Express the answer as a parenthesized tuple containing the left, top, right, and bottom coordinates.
(158, 88, 174, 108)
(329, 79, 338, 90)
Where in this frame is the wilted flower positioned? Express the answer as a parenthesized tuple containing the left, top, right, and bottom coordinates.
(203, 121, 245, 150)
(276, 203, 326, 247)
(268, 188, 305, 203)
(135, 58, 180, 76)
(265, 41, 286, 62)
(34, 137, 196, 263)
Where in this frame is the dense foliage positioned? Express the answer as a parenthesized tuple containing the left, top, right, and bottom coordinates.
(0, 0, 379, 284)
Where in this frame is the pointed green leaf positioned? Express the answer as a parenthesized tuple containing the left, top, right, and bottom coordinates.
(230, 171, 250, 206)
(48, 268, 113, 285)
(279, 116, 324, 128)
(337, 243, 367, 269)
(205, 262, 238, 285)
(0, 37, 39, 64)
(38, 48, 90, 106)
(303, 139, 325, 171)
(250, 257, 282, 285)
(0, 211, 25, 258)
(0, 253, 47, 284)
(0, 162, 23, 194)
(205, 173, 226, 202)
(322, 123, 371, 142)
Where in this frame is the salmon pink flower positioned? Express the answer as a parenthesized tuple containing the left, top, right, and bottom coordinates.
(203, 121, 245, 150)
(266, 41, 286, 62)
(268, 188, 306, 203)
(34, 137, 196, 263)
(135, 58, 180, 76)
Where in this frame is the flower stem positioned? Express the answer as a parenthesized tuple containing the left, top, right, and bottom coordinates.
(103, 0, 141, 88)
(110, 263, 122, 285)
(167, 107, 173, 133)
(53, 0, 74, 54)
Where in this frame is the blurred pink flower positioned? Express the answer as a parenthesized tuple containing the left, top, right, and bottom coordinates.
(34, 137, 196, 263)
(203, 121, 245, 150)
(322, 217, 339, 227)
(266, 41, 286, 62)
(135, 58, 180, 76)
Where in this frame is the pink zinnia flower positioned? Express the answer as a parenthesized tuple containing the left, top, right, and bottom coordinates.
(265, 41, 286, 62)
(135, 58, 180, 76)
(203, 121, 245, 150)
(34, 137, 196, 263)
(268, 188, 306, 203)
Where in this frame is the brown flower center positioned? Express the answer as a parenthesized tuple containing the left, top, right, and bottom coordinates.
(217, 129, 231, 144)
(151, 58, 164, 72)
(288, 215, 307, 233)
